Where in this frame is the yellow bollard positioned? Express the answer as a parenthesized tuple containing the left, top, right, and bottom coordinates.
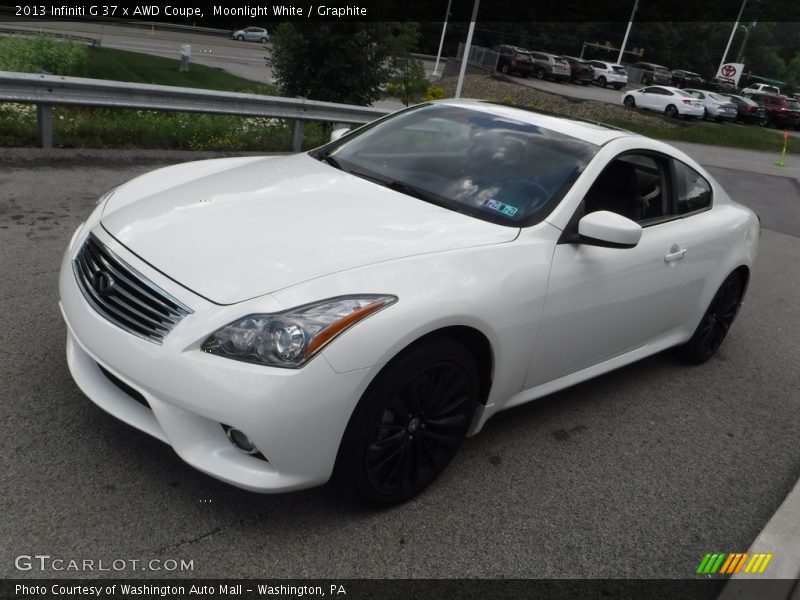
(776, 130, 788, 167)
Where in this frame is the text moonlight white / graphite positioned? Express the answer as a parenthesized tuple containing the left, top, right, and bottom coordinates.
(213, 5, 367, 17)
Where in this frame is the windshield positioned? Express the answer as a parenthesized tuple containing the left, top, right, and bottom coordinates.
(313, 104, 598, 227)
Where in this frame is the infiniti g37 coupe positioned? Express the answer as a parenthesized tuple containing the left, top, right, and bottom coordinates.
(59, 100, 759, 505)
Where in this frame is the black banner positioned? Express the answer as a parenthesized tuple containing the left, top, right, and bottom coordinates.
(3, 579, 799, 600)
(1, 0, 800, 22)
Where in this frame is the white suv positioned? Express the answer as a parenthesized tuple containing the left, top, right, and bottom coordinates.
(740, 83, 780, 95)
(588, 61, 628, 90)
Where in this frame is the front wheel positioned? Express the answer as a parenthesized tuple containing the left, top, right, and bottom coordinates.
(335, 339, 479, 506)
(623, 96, 636, 108)
(536, 68, 546, 80)
(236, 35, 244, 41)
(665, 104, 679, 118)
(678, 272, 745, 364)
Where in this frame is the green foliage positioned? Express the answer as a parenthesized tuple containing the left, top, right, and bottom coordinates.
(269, 22, 411, 105)
(386, 58, 428, 106)
(422, 85, 445, 102)
(86, 47, 278, 94)
(0, 104, 327, 151)
(0, 35, 88, 76)
(384, 23, 429, 106)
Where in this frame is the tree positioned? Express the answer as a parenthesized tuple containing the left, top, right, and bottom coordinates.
(384, 22, 428, 106)
(269, 22, 399, 106)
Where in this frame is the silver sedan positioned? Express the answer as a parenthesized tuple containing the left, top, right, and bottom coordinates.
(684, 89, 738, 122)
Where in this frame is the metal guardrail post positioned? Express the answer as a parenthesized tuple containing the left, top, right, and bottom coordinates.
(37, 104, 53, 149)
(291, 120, 305, 152)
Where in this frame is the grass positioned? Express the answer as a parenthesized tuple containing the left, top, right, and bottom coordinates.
(86, 47, 279, 95)
(604, 115, 794, 153)
(0, 45, 325, 151)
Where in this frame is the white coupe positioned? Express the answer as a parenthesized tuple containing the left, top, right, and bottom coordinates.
(59, 100, 759, 505)
(623, 85, 705, 119)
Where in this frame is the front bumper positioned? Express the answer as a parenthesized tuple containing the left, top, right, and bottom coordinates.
(59, 227, 380, 493)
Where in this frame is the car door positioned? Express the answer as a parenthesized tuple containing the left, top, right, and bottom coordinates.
(637, 88, 661, 111)
(525, 152, 692, 388)
(245, 28, 258, 41)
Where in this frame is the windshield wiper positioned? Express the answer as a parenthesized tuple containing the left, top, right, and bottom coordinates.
(319, 153, 343, 171)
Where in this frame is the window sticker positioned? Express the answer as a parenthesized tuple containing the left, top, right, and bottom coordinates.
(483, 199, 519, 218)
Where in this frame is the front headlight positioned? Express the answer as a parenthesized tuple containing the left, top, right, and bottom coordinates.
(202, 295, 398, 368)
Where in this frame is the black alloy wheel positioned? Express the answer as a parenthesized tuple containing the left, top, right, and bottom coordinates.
(598, 76, 607, 88)
(624, 96, 635, 108)
(678, 272, 745, 364)
(665, 104, 678, 118)
(336, 339, 479, 506)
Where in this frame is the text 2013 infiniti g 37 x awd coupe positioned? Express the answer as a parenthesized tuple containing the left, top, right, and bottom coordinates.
(59, 100, 759, 505)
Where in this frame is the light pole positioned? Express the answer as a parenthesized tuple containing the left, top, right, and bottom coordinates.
(455, 0, 480, 99)
(431, 0, 453, 79)
(718, 0, 748, 73)
(617, 0, 639, 65)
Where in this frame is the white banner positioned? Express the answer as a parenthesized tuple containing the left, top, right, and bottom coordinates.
(715, 63, 744, 86)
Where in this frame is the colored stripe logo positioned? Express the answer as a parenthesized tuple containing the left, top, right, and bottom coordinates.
(696, 552, 773, 574)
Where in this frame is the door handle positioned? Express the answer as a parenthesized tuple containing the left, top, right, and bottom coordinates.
(664, 247, 687, 262)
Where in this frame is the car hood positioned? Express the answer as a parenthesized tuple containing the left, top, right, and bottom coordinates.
(102, 153, 518, 305)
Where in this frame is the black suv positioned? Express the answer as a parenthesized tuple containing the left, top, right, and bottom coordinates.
(670, 70, 704, 88)
(494, 45, 534, 77)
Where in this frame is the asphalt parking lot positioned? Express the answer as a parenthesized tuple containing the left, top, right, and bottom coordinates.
(1, 148, 798, 580)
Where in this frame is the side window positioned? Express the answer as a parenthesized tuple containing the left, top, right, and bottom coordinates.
(583, 154, 668, 224)
(674, 161, 712, 214)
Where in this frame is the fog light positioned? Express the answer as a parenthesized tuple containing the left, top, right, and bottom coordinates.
(224, 425, 259, 455)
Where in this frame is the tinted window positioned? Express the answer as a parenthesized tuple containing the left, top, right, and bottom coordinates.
(316, 104, 598, 227)
(584, 154, 667, 224)
(675, 161, 712, 214)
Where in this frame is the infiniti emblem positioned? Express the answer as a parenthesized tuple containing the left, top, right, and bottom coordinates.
(93, 271, 116, 297)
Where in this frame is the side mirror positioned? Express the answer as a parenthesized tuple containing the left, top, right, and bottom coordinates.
(578, 210, 642, 248)
(330, 127, 350, 142)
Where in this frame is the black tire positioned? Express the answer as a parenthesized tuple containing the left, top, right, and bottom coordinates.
(758, 115, 769, 127)
(598, 76, 607, 88)
(665, 104, 678, 118)
(335, 338, 479, 506)
(623, 96, 636, 108)
(261, 37, 268, 43)
(613, 83, 624, 90)
(236, 35, 244, 41)
(702, 108, 709, 120)
(678, 272, 745, 364)
(536, 68, 546, 80)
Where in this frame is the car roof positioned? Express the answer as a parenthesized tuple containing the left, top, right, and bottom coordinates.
(436, 99, 633, 146)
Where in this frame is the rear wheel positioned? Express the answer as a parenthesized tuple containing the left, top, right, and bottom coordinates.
(678, 272, 745, 364)
(536, 68, 546, 80)
(597, 76, 607, 88)
(335, 339, 479, 506)
(613, 83, 624, 90)
(665, 104, 679, 118)
(236, 34, 244, 41)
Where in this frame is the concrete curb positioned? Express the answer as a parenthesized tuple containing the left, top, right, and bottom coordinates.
(718, 474, 800, 599)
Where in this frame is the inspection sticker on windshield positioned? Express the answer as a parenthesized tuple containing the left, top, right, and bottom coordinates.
(483, 199, 518, 218)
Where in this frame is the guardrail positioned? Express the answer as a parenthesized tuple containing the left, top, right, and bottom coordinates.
(0, 26, 99, 46)
(0, 71, 391, 150)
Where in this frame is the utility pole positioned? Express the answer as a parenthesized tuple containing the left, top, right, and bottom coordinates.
(455, 0, 480, 99)
(718, 0, 748, 73)
(431, 0, 452, 79)
(617, 0, 639, 65)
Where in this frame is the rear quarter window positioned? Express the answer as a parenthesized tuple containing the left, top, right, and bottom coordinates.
(675, 161, 712, 215)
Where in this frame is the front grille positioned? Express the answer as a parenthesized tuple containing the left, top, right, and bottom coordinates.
(73, 234, 192, 344)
